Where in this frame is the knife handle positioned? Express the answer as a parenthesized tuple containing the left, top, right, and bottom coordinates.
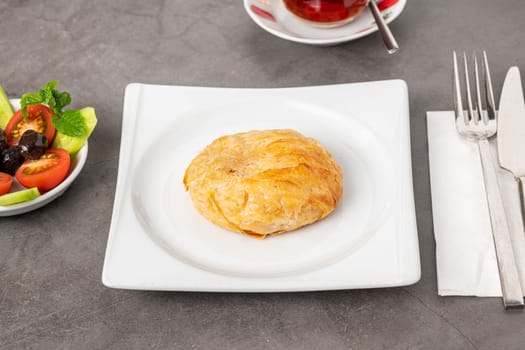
(519, 177, 525, 222)
(478, 139, 524, 309)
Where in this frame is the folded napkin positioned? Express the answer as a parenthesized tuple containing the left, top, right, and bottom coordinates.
(427, 111, 525, 297)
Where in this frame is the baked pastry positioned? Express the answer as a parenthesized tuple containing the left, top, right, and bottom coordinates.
(183, 129, 343, 238)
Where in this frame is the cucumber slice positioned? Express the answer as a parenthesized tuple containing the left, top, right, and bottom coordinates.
(0, 187, 40, 206)
(0, 85, 14, 129)
(52, 107, 97, 156)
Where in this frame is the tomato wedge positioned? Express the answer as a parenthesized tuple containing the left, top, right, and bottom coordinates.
(5, 104, 56, 146)
(0, 172, 13, 195)
(15, 148, 70, 192)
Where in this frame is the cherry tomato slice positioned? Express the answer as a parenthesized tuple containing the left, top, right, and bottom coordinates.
(15, 148, 70, 193)
(5, 104, 56, 146)
(0, 172, 13, 195)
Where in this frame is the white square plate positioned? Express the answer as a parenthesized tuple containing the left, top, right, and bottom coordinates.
(102, 81, 420, 291)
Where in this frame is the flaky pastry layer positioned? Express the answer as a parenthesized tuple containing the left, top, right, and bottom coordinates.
(183, 129, 343, 238)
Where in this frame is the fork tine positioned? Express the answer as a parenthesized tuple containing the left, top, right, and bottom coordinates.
(453, 52, 467, 125)
(483, 51, 496, 121)
(463, 52, 476, 124)
(474, 53, 485, 125)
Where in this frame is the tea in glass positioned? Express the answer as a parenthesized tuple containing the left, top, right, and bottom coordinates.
(283, 0, 369, 26)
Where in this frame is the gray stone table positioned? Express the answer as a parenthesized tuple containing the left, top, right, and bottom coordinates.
(1, 0, 525, 349)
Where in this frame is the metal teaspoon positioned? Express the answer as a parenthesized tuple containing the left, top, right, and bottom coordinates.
(368, 0, 399, 54)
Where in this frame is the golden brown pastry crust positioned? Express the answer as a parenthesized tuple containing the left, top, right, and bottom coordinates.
(183, 129, 343, 238)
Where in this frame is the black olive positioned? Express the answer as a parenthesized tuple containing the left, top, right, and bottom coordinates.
(1, 146, 25, 175)
(19, 130, 48, 160)
(0, 129, 7, 153)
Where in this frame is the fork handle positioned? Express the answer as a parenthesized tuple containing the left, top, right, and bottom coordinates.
(478, 138, 524, 309)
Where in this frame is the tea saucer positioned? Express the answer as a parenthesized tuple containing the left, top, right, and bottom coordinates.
(243, 0, 406, 45)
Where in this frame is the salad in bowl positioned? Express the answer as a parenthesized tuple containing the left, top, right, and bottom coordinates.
(0, 81, 97, 215)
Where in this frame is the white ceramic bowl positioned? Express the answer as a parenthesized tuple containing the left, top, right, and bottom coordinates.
(0, 99, 88, 216)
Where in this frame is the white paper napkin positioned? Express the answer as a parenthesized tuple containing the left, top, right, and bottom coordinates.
(427, 111, 525, 297)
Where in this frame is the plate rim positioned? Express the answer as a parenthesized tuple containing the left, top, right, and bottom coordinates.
(130, 98, 397, 277)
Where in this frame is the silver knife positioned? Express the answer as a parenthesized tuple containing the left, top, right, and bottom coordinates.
(497, 66, 525, 308)
(498, 67, 525, 218)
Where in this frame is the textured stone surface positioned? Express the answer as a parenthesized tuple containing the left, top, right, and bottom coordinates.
(1, 0, 525, 349)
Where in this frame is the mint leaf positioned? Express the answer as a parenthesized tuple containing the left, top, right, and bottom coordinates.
(53, 90, 71, 111)
(39, 87, 52, 105)
(52, 110, 86, 136)
(20, 92, 43, 119)
(45, 80, 58, 90)
(20, 81, 59, 119)
(21, 92, 42, 107)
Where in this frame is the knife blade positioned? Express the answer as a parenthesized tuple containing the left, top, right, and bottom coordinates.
(498, 67, 525, 210)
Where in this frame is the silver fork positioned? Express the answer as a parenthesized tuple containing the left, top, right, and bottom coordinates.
(453, 51, 524, 310)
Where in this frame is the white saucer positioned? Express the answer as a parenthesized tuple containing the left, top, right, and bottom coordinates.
(244, 0, 407, 45)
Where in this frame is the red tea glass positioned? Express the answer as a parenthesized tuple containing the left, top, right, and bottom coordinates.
(283, 0, 369, 26)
